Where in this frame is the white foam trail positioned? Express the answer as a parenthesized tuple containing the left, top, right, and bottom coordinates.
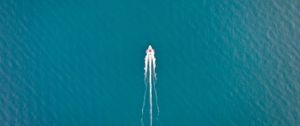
(152, 55, 157, 80)
(141, 45, 158, 126)
(144, 55, 149, 78)
(149, 54, 153, 126)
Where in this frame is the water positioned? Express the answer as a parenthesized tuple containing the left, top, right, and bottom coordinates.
(0, 0, 300, 125)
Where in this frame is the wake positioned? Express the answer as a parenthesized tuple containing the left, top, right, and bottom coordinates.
(141, 45, 159, 126)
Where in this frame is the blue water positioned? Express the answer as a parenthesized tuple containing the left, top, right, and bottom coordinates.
(1, 0, 300, 125)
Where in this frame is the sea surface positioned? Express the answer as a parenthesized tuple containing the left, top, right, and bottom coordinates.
(0, 0, 300, 126)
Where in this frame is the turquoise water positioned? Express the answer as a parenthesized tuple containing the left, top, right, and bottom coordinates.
(1, 0, 300, 125)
